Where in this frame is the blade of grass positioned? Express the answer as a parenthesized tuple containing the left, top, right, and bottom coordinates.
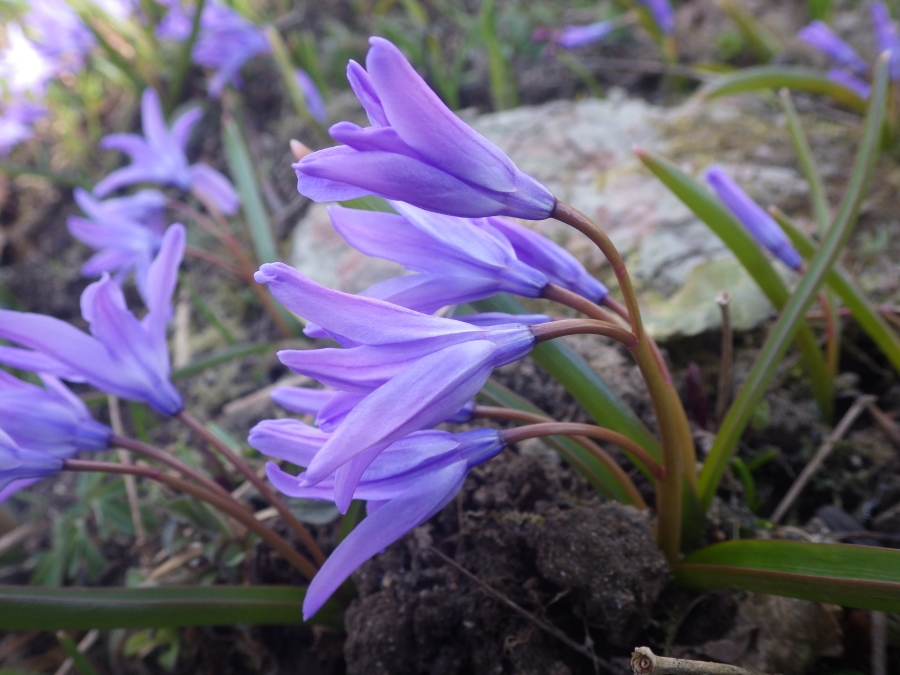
(772, 208, 900, 376)
(471, 294, 662, 461)
(479, 0, 518, 110)
(264, 26, 327, 136)
(780, 89, 830, 234)
(166, 0, 205, 113)
(171, 342, 274, 380)
(57, 632, 100, 675)
(636, 147, 833, 419)
(676, 539, 900, 611)
(697, 55, 889, 512)
(221, 115, 278, 265)
(717, 0, 781, 63)
(0, 585, 342, 629)
(698, 65, 867, 112)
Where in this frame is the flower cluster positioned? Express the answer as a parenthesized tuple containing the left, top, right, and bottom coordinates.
(246, 36, 625, 619)
(798, 2, 900, 99)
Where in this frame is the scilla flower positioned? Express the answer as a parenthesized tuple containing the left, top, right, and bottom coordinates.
(255, 263, 536, 510)
(0, 225, 186, 415)
(250, 421, 504, 619)
(94, 89, 239, 214)
(704, 166, 802, 270)
(294, 37, 556, 219)
(0, 429, 64, 499)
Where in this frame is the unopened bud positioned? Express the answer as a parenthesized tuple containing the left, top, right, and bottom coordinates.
(290, 139, 312, 161)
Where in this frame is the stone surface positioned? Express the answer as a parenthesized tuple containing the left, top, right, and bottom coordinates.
(290, 90, 847, 337)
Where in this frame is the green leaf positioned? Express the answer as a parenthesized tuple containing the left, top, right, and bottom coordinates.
(171, 342, 275, 380)
(718, 0, 781, 62)
(222, 116, 278, 265)
(637, 148, 833, 419)
(780, 90, 830, 235)
(698, 66, 867, 113)
(57, 632, 100, 675)
(774, 211, 900, 377)
(676, 539, 900, 611)
(479, 0, 518, 110)
(471, 294, 662, 461)
(0, 585, 338, 630)
(480, 379, 639, 503)
(697, 55, 889, 512)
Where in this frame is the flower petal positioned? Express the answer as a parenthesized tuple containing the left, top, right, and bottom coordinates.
(346, 60, 388, 127)
(248, 419, 329, 466)
(171, 107, 202, 150)
(270, 387, 333, 415)
(189, 163, 240, 215)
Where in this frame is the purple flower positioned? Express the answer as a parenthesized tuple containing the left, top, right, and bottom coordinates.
(556, 20, 616, 50)
(639, 0, 674, 35)
(254, 262, 535, 509)
(0, 428, 64, 500)
(0, 224, 186, 415)
(294, 37, 555, 220)
(827, 68, 871, 99)
(271, 386, 334, 416)
(872, 2, 900, 80)
(295, 69, 327, 124)
(455, 313, 551, 327)
(253, 423, 504, 618)
(704, 166, 802, 270)
(67, 188, 168, 299)
(798, 21, 868, 75)
(156, 0, 270, 98)
(94, 89, 239, 214)
(0, 100, 46, 155)
(0, 371, 111, 502)
(326, 201, 547, 314)
(477, 217, 609, 303)
(23, 0, 95, 73)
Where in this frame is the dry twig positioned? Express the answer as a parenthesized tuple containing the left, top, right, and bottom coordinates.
(715, 291, 733, 426)
(631, 647, 768, 675)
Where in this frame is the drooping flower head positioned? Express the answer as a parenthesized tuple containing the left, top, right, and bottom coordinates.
(704, 165, 802, 270)
(0, 428, 64, 500)
(798, 21, 869, 75)
(826, 67, 871, 99)
(249, 419, 505, 619)
(294, 37, 556, 220)
(0, 371, 111, 502)
(94, 88, 239, 214)
(156, 0, 270, 98)
(872, 2, 900, 80)
(255, 262, 536, 509)
(0, 224, 186, 415)
(638, 0, 674, 35)
(67, 188, 168, 299)
(554, 20, 617, 50)
(0, 100, 46, 155)
(295, 68, 327, 124)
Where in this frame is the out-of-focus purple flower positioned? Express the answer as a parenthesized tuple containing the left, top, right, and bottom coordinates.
(68, 188, 168, 299)
(704, 166, 802, 270)
(0, 371, 111, 502)
(872, 2, 900, 80)
(798, 21, 868, 75)
(0, 225, 186, 415)
(326, 202, 547, 314)
(255, 262, 535, 509)
(0, 24, 56, 97)
(827, 68, 871, 99)
(294, 37, 556, 220)
(555, 20, 616, 49)
(639, 0, 674, 34)
(253, 423, 504, 618)
(0, 100, 47, 155)
(23, 0, 95, 73)
(477, 217, 609, 303)
(295, 69, 327, 124)
(157, 0, 270, 98)
(0, 428, 64, 499)
(94, 89, 239, 214)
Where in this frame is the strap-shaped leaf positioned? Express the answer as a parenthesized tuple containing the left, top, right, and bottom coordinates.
(676, 540, 900, 611)
(0, 585, 340, 630)
(698, 65, 867, 112)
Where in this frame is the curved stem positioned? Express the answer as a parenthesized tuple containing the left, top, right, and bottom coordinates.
(62, 459, 318, 581)
(552, 202, 645, 343)
(110, 434, 232, 500)
(473, 406, 647, 508)
(175, 410, 326, 566)
(541, 284, 623, 325)
(499, 422, 666, 481)
(531, 318, 637, 347)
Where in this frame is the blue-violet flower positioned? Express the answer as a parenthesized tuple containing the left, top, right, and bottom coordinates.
(0, 224, 186, 415)
(555, 20, 616, 50)
(0, 428, 64, 500)
(94, 88, 239, 214)
(704, 165, 802, 270)
(798, 21, 868, 75)
(293, 37, 556, 219)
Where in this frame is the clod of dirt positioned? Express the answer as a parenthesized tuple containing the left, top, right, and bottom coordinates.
(534, 505, 671, 647)
(342, 452, 670, 674)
